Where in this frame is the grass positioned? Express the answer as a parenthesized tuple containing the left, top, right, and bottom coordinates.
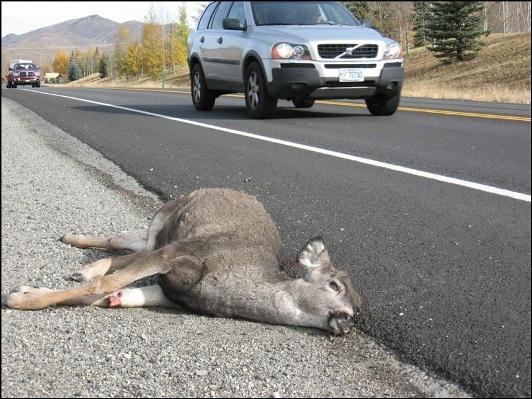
(403, 33, 531, 104)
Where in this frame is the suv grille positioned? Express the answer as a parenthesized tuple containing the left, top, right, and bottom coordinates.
(318, 44, 378, 59)
(18, 72, 35, 77)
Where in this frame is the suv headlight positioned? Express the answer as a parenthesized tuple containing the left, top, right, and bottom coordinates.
(13, 72, 20, 77)
(383, 39, 401, 59)
(272, 43, 311, 60)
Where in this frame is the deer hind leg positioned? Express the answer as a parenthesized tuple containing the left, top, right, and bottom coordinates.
(61, 232, 147, 252)
(70, 251, 147, 282)
(4, 285, 179, 309)
(5, 247, 176, 310)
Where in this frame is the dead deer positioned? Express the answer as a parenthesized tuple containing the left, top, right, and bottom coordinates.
(4, 188, 361, 335)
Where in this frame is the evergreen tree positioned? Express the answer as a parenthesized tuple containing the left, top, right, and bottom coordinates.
(340, 1, 372, 22)
(98, 56, 108, 78)
(413, 1, 432, 47)
(68, 52, 82, 81)
(425, 1, 488, 63)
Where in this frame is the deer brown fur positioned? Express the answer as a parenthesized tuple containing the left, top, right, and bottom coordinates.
(4, 188, 361, 335)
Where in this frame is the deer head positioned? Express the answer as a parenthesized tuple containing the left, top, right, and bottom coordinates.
(295, 236, 362, 335)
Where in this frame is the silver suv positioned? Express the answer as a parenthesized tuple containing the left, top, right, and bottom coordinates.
(188, 1, 404, 119)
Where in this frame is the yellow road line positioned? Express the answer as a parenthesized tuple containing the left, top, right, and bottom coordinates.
(62, 86, 531, 122)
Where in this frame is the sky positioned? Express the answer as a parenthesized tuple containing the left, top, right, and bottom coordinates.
(1, 1, 207, 38)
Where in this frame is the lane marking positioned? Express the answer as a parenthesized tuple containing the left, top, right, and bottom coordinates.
(21, 89, 531, 202)
(71, 86, 531, 122)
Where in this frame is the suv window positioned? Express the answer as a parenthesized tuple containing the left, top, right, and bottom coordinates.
(210, 1, 232, 29)
(227, 1, 246, 27)
(250, 1, 360, 26)
(197, 2, 218, 30)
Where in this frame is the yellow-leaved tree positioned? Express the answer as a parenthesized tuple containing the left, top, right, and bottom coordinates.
(115, 24, 132, 78)
(142, 7, 165, 78)
(52, 50, 69, 75)
(123, 42, 142, 77)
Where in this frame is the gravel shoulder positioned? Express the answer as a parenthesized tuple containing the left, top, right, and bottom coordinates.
(1, 97, 470, 398)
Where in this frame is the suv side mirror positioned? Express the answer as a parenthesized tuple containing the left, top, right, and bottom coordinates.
(361, 19, 372, 28)
(9, 68, 13, 72)
(223, 18, 246, 31)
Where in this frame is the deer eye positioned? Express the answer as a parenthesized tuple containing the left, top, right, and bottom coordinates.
(329, 281, 340, 292)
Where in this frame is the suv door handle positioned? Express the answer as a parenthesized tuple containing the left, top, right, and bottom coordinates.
(200, 36, 205, 43)
(217, 37, 223, 44)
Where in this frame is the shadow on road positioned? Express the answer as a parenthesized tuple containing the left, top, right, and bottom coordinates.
(72, 103, 370, 121)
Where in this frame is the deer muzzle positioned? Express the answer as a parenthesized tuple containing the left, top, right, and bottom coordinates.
(328, 312, 355, 336)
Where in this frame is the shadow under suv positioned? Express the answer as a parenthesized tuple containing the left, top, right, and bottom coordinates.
(188, 1, 404, 119)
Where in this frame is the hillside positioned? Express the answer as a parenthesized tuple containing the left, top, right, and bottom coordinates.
(403, 33, 531, 104)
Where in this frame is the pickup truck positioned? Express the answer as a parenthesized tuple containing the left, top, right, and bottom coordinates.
(7, 60, 41, 88)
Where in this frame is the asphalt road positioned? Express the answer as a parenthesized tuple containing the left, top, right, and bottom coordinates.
(2, 86, 531, 397)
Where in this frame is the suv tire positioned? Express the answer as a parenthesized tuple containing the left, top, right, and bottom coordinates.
(245, 62, 277, 119)
(293, 97, 315, 108)
(36, 82, 41, 88)
(12, 83, 17, 89)
(7, 82, 11, 88)
(191, 64, 215, 111)
(365, 92, 400, 116)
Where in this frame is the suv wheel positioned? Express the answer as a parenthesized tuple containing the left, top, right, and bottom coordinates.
(12, 83, 17, 89)
(293, 97, 315, 108)
(36, 82, 41, 88)
(365, 93, 400, 116)
(245, 62, 277, 119)
(7, 81, 11, 88)
(191, 64, 215, 111)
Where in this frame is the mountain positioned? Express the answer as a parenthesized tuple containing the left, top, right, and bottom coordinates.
(2, 15, 143, 48)
(1, 15, 143, 71)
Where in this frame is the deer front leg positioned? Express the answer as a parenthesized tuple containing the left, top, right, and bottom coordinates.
(61, 232, 147, 252)
(4, 247, 179, 310)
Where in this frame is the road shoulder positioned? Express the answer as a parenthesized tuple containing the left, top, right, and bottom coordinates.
(1, 97, 469, 398)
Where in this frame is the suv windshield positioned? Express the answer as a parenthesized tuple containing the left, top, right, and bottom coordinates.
(251, 1, 360, 26)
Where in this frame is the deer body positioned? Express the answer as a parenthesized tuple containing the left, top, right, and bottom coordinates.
(5, 188, 361, 335)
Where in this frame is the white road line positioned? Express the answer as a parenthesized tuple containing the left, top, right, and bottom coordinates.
(21, 89, 531, 203)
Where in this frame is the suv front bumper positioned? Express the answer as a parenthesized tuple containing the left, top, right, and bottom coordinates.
(266, 60, 403, 100)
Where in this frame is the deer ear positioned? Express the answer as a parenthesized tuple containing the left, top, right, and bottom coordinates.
(297, 236, 330, 269)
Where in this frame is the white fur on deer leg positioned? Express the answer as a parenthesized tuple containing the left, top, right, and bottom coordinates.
(107, 285, 176, 308)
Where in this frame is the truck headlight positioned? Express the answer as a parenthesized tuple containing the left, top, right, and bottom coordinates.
(383, 39, 401, 59)
(272, 43, 311, 60)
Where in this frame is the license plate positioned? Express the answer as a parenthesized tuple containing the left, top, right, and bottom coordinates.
(338, 68, 364, 82)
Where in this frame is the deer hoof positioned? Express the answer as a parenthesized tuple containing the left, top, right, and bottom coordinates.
(60, 232, 75, 244)
(5, 286, 52, 309)
(71, 272, 89, 282)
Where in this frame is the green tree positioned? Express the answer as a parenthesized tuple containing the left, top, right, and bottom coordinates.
(98, 55, 109, 78)
(68, 52, 82, 81)
(413, 1, 432, 47)
(425, 1, 488, 63)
